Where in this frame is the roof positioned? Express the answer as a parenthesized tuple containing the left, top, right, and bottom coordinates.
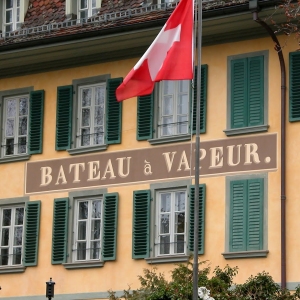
(0, 0, 254, 48)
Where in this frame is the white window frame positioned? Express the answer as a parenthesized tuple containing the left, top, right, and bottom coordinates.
(2, 94, 29, 157)
(1, 0, 28, 35)
(65, 0, 101, 19)
(72, 197, 103, 262)
(155, 189, 187, 256)
(0, 205, 24, 267)
(77, 83, 106, 148)
(158, 80, 190, 138)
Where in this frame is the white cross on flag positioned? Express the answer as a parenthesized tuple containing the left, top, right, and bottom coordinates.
(116, 0, 194, 101)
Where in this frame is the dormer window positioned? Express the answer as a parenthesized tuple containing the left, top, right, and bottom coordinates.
(66, 0, 101, 20)
(4, 0, 21, 33)
(1, 0, 28, 36)
(79, 0, 98, 19)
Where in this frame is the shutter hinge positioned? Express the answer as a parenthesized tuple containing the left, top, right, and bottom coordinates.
(73, 90, 75, 94)
(150, 197, 153, 201)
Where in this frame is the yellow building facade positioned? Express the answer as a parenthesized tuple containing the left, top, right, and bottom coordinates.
(0, 0, 299, 299)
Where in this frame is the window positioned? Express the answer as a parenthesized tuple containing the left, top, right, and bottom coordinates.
(0, 0, 28, 36)
(223, 175, 268, 259)
(56, 75, 122, 155)
(78, 0, 98, 19)
(137, 65, 208, 144)
(73, 197, 102, 262)
(225, 51, 269, 136)
(0, 198, 41, 274)
(156, 190, 186, 256)
(2, 95, 29, 157)
(52, 190, 118, 268)
(0, 88, 44, 163)
(65, 0, 101, 19)
(132, 182, 206, 263)
(77, 83, 105, 148)
(158, 81, 189, 137)
(0, 206, 24, 266)
(289, 52, 300, 121)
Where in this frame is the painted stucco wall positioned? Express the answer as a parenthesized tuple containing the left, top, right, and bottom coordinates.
(0, 34, 299, 298)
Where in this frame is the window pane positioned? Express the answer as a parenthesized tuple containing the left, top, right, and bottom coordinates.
(13, 227, 23, 246)
(175, 192, 186, 211)
(5, 0, 13, 8)
(77, 242, 86, 260)
(92, 0, 97, 7)
(18, 137, 27, 154)
(92, 200, 101, 218)
(19, 98, 28, 116)
(162, 96, 173, 115)
(160, 236, 170, 254)
(94, 106, 104, 126)
(82, 108, 90, 127)
(162, 116, 173, 136)
(95, 86, 105, 106)
(78, 202, 88, 219)
(175, 212, 185, 233)
(160, 193, 171, 212)
(81, 128, 90, 146)
(5, 24, 13, 32)
(179, 80, 189, 93)
(2, 209, 11, 226)
(80, 0, 88, 9)
(19, 117, 27, 135)
(177, 115, 188, 134)
(5, 138, 14, 155)
(6, 119, 14, 137)
(17, 0, 20, 7)
(160, 214, 170, 234)
(1, 228, 9, 246)
(6, 99, 16, 117)
(174, 235, 185, 253)
(13, 247, 22, 264)
(5, 10, 12, 23)
(94, 127, 104, 145)
(90, 241, 100, 259)
(15, 208, 24, 225)
(91, 220, 100, 240)
(81, 88, 91, 107)
(178, 95, 188, 115)
(0, 249, 9, 265)
(163, 81, 174, 94)
(77, 221, 86, 240)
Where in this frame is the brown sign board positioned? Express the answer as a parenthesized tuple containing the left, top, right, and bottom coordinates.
(25, 133, 277, 194)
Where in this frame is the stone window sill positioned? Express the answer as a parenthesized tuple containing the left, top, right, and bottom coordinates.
(0, 265, 26, 274)
(67, 144, 108, 155)
(0, 154, 31, 164)
(149, 134, 192, 145)
(63, 261, 104, 269)
(224, 125, 269, 136)
(222, 250, 269, 259)
(146, 255, 189, 264)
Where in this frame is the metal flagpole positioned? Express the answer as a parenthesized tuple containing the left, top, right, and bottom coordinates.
(192, 0, 202, 297)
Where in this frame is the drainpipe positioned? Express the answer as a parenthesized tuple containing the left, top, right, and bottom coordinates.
(249, 0, 287, 289)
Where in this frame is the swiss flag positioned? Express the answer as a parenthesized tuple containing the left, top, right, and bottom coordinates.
(116, 0, 194, 101)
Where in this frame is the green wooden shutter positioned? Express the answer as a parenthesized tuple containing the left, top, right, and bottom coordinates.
(106, 78, 122, 144)
(137, 94, 154, 140)
(24, 201, 41, 266)
(56, 85, 73, 150)
(189, 184, 206, 254)
(52, 198, 69, 264)
(192, 65, 208, 134)
(229, 180, 247, 252)
(132, 190, 151, 259)
(102, 193, 118, 261)
(29, 90, 44, 154)
(247, 178, 264, 250)
(248, 56, 264, 126)
(231, 59, 248, 129)
(289, 52, 300, 121)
